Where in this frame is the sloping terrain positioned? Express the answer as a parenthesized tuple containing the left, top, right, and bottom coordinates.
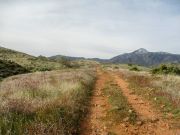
(0, 46, 64, 72)
(0, 59, 29, 79)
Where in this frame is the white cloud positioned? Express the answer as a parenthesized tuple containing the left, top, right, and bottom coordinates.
(0, 0, 180, 58)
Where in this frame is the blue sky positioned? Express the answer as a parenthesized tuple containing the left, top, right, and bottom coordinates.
(0, 0, 180, 58)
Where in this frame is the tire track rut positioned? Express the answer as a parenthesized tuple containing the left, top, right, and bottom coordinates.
(80, 69, 180, 135)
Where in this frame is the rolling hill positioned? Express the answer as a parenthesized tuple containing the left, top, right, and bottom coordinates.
(0, 46, 64, 72)
(49, 55, 85, 61)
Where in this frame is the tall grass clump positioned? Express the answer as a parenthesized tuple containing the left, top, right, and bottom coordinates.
(152, 75, 180, 118)
(0, 69, 96, 135)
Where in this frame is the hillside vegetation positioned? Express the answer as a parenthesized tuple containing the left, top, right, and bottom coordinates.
(0, 69, 96, 134)
(0, 59, 29, 80)
(0, 47, 64, 72)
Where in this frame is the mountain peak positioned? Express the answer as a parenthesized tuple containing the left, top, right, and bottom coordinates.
(133, 48, 148, 54)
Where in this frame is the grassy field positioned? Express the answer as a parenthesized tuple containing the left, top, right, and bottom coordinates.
(0, 69, 96, 135)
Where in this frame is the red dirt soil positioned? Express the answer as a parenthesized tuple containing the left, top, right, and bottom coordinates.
(80, 69, 110, 135)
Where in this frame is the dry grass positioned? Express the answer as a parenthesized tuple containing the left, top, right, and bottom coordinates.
(152, 75, 180, 106)
(0, 69, 96, 135)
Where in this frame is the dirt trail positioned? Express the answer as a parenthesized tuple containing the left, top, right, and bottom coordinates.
(112, 72, 180, 135)
(80, 69, 110, 135)
(80, 68, 180, 135)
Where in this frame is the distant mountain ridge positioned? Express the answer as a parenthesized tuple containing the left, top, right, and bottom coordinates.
(50, 48, 180, 66)
(110, 48, 180, 66)
(1, 46, 180, 67)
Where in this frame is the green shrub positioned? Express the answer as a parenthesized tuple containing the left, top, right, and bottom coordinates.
(152, 64, 180, 75)
(130, 66, 140, 71)
(0, 60, 29, 79)
(37, 55, 48, 61)
(114, 66, 119, 69)
(59, 57, 73, 68)
(128, 63, 133, 66)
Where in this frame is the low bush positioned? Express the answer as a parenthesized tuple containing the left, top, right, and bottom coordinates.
(152, 64, 180, 75)
(130, 66, 140, 71)
(0, 60, 29, 79)
(128, 63, 133, 66)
